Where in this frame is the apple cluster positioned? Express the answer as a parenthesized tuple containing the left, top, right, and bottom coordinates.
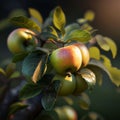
(50, 43, 91, 96)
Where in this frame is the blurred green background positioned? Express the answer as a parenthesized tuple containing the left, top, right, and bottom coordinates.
(0, 0, 120, 119)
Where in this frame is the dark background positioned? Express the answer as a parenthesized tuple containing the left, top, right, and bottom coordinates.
(0, 0, 120, 120)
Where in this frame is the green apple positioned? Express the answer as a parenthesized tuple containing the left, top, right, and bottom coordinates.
(52, 74, 76, 96)
(73, 74, 88, 95)
(50, 45, 82, 75)
(73, 42, 90, 67)
(7, 28, 38, 54)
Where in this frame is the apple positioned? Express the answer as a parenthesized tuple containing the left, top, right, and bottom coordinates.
(52, 74, 76, 96)
(7, 28, 38, 54)
(50, 45, 82, 75)
(73, 42, 90, 67)
(55, 106, 78, 120)
(73, 74, 88, 95)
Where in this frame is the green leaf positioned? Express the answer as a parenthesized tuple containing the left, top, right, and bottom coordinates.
(40, 32, 58, 41)
(22, 51, 46, 77)
(10, 16, 41, 32)
(12, 52, 28, 62)
(88, 58, 110, 77)
(29, 8, 43, 24)
(79, 68, 96, 90)
(101, 55, 120, 86)
(63, 29, 91, 43)
(65, 23, 80, 35)
(47, 26, 58, 38)
(32, 56, 48, 83)
(104, 37, 117, 58)
(9, 102, 28, 115)
(53, 6, 66, 32)
(87, 66, 103, 86)
(19, 81, 42, 100)
(41, 80, 61, 111)
(95, 35, 110, 51)
(89, 46, 101, 60)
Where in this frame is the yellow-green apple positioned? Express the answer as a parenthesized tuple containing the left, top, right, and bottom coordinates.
(50, 45, 82, 75)
(52, 74, 76, 96)
(7, 28, 38, 54)
(73, 42, 90, 67)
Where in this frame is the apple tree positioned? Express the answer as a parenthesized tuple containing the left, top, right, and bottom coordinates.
(0, 6, 120, 120)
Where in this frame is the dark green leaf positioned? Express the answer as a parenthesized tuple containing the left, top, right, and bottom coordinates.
(22, 51, 47, 78)
(88, 58, 110, 77)
(63, 29, 91, 43)
(10, 16, 41, 32)
(87, 66, 103, 86)
(65, 23, 80, 35)
(19, 81, 42, 100)
(41, 80, 61, 111)
(40, 32, 58, 41)
(12, 52, 28, 62)
(8, 102, 28, 115)
(32, 55, 48, 83)
(79, 68, 96, 90)
(53, 6, 66, 33)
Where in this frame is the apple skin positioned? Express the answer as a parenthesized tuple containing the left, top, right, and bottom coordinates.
(52, 74, 76, 96)
(73, 43, 90, 67)
(7, 28, 38, 54)
(50, 45, 82, 75)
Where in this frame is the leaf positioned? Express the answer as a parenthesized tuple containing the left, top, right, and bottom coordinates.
(53, 6, 66, 32)
(22, 51, 47, 79)
(65, 23, 80, 35)
(79, 68, 96, 90)
(104, 37, 117, 58)
(9, 102, 28, 115)
(10, 16, 41, 32)
(64, 29, 91, 43)
(12, 52, 29, 62)
(0, 68, 6, 76)
(88, 58, 110, 77)
(78, 93, 90, 110)
(101, 55, 120, 86)
(29, 8, 43, 24)
(19, 81, 42, 100)
(41, 80, 61, 111)
(40, 32, 58, 41)
(32, 56, 48, 83)
(47, 26, 58, 38)
(89, 46, 101, 60)
(87, 66, 103, 86)
(95, 35, 110, 51)
(84, 10, 95, 21)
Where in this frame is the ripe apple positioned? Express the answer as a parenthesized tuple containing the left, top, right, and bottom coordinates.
(50, 45, 82, 75)
(55, 106, 78, 120)
(52, 74, 76, 96)
(7, 28, 38, 54)
(73, 42, 90, 67)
